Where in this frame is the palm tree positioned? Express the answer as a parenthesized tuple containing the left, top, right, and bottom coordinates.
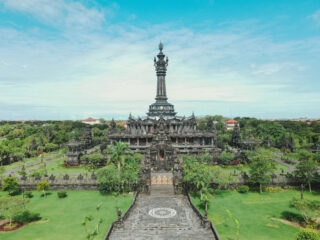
(107, 142, 132, 172)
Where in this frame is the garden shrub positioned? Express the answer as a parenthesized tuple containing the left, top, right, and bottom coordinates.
(2, 176, 20, 196)
(25, 191, 33, 198)
(265, 186, 283, 193)
(295, 228, 320, 240)
(290, 198, 320, 225)
(37, 180, 50, 197)
(13, 210, 41, 223)
(284, 186, 298, 190)
(57, 191, 67, 198)
(29, 171, 42, 178)
(238, 185, 249, 193)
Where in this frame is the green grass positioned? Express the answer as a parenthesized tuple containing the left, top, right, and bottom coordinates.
(45, 157, 90, 174)
(0, 191, 133, 240)
(4, 150, 64, 173)
(214, 161, 290, 174)
(193, 190, 320, 240)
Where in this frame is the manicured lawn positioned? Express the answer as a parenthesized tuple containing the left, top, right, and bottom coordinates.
(45, 157, 90, 174)
(193, 190, 320, 240)
(215, 161, 290, 174)
(0, 191, 133, 240)
(4, 150, 64, 173)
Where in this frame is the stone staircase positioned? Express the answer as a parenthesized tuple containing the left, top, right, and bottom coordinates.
(150, 184, 175, 196)
(108, 183, 217, 240)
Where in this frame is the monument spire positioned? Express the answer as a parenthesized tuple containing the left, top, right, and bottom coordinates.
(154, 42, 169, 101)
(147, 43, 176, 117)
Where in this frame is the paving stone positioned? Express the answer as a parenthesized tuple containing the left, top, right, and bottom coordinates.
(109, 184, 216, 240)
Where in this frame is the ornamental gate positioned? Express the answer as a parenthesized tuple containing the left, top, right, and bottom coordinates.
(151, 172, 173, 185)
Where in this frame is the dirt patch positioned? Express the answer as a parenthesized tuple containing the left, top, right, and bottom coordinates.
(271, 218, 320, 232)
(271, 217, 303, 228)
(0, 219, 48, 233)
(0, 222, 24, 232)
(0, 219, 9, 226)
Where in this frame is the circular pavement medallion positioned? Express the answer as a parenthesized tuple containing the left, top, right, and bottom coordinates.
(148, 208, 177, 218)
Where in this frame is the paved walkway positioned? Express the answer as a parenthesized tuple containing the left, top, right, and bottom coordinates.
(272, 152, 296, 173)
(5, 145, 101, 177)
(5, 153, 58, 177)
(109, 184, 216, 240)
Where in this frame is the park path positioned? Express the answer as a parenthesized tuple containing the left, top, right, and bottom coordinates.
(272, 153, 296, 173)
(109, 184, 216, 240)
(5, 153, 58, 177)
(5, 145, 101, 177)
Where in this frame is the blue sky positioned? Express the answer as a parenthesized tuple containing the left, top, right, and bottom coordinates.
(0, 0, 319, 120)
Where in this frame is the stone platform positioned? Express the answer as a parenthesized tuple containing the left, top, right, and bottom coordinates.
(109, 184, 216, 240)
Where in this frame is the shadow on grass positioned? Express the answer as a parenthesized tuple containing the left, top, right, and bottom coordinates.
(311, 190, 320, 196)
(40, 192, 52, 197)
(281, 211, 303, 222)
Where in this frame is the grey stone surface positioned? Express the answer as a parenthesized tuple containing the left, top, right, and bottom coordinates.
(109, 184, 215, 240)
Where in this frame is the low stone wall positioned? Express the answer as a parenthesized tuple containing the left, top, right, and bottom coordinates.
(2, 173, 99, 191)
(20, 182, 98, 191)
(210, 173, 300, 189)
(187, 193, 221, 240)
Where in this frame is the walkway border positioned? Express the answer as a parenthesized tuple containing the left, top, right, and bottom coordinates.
(187, 193, 221, 240)
(104, 191, 140, 240)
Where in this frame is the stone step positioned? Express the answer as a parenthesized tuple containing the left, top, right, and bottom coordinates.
(150, 184, 174, 196)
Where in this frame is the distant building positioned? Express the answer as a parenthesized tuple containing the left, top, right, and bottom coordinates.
(224, 119, 239, 130)
(81, 117, 101, 125)
(120, 122, 127, 129)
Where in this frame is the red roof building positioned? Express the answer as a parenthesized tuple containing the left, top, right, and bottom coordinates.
(81, 117, 101, 125)
(224, 119, 239, 130)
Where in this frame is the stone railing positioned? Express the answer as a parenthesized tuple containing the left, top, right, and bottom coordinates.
(187, 193, 220, 240)
(3, 172, 99, 190)
(209, 173, 300, 189)
(104, 191, 140, 240)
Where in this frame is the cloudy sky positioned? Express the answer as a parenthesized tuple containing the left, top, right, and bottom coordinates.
(0, 0, 319, 120)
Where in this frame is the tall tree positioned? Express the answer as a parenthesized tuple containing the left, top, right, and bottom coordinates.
(295, 150, 318, 192)
(249, 149, 275, 193)
(107, 142, 132, 172)
(0, 196, 28, 227)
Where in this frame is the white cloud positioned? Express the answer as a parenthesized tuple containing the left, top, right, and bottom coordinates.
(310, 9, 320, 26)
(0, 5, 319, 119)
(0, 0, 105, 29)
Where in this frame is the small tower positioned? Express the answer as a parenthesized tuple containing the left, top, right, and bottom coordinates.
(84, 125, 93, 147)
(66, 132, 82, 166)
(231, 123, 241, 148)
(39, 134, 44, 147)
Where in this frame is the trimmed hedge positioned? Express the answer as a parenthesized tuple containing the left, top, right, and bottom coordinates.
(13, 210, 41, 223)
(238, 185, 249, 193)
(296, 228, 320, 240)
(25, 191, 33, 198)
(57, 191, 68, 198)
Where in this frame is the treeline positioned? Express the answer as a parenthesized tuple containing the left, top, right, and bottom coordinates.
(0, 121, 109, 165)
(197, 115, 320, 149)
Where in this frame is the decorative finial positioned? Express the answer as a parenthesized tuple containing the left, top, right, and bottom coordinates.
(159, 42, 163, 52)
